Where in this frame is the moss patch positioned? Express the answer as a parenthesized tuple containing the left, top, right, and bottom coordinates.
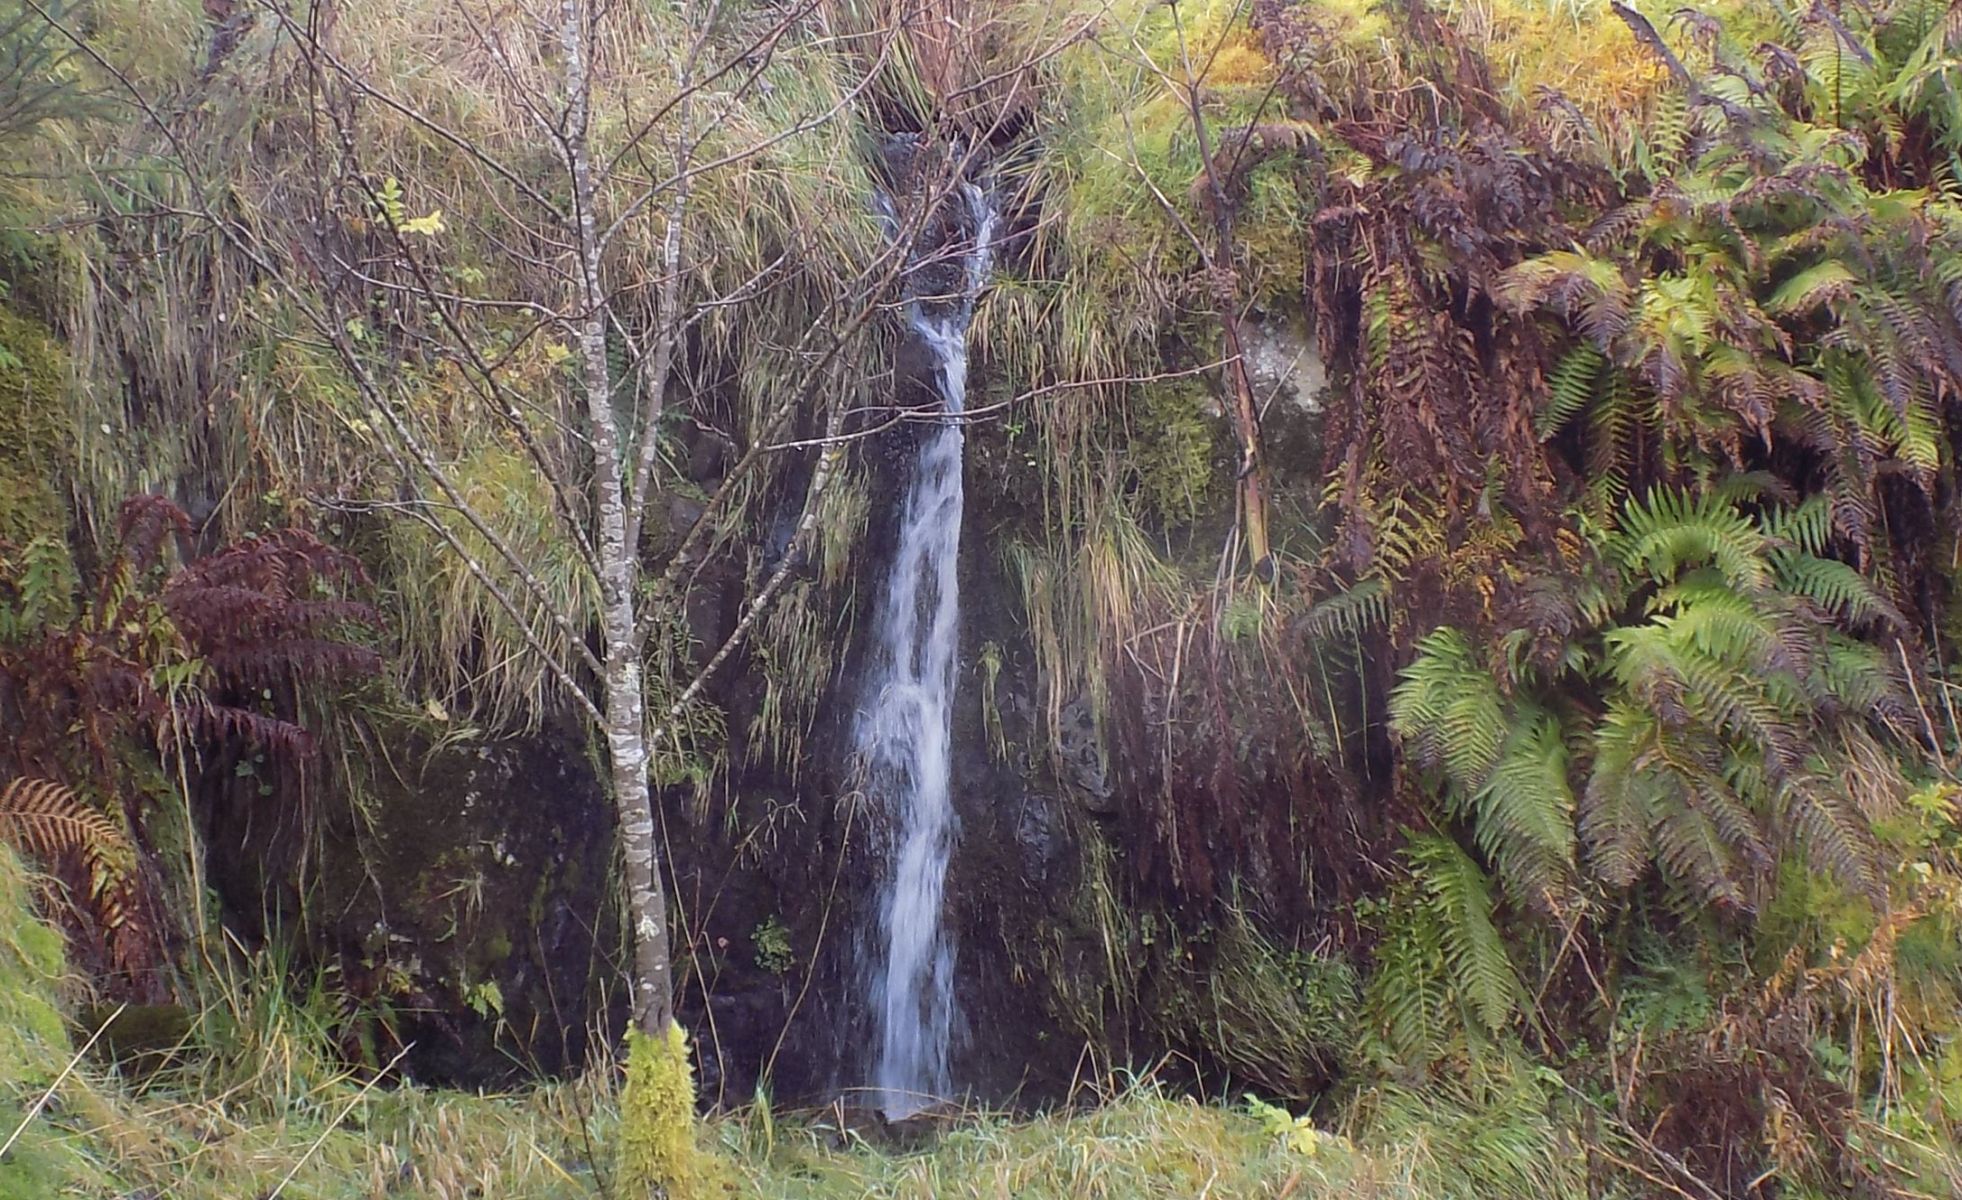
(0, 307, 72, 553)
(1127, 378, 1224, 525)
(619, 1021, 708, 1200)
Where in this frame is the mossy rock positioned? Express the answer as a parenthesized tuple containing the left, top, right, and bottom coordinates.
(206, 728, 621, 1086)
(0, 307, 72, 552)
(1127, 378, 1226, 525)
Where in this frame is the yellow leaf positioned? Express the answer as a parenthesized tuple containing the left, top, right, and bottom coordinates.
(399, 210, 446, 237)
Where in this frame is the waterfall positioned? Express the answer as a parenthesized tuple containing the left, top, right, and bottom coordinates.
(856, 181, 996, 1117)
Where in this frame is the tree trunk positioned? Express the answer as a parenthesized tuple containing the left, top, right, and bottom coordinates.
(1175, 0, 1272, 579)
(561, 0, 673, 1038)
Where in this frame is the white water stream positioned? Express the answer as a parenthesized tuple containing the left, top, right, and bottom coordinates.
(856, 182, 996, 1117)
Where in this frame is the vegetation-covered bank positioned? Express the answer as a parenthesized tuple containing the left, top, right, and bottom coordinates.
(6, 0, 1962, 1196)
(0, 845, 1669, 1199)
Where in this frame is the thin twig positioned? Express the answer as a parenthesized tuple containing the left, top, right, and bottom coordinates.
(0, 1002, 125, 1159)
(265, 1043, 415, 1200)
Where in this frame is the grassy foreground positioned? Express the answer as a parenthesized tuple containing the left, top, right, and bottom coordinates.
(0, 849, 1602, 1200)
(9, 834, 1958, 1200)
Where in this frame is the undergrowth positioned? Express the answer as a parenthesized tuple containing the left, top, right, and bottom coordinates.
(0, 847, 1720, 1199)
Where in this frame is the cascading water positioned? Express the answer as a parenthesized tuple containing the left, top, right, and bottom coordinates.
(855, 181, 996, 1117)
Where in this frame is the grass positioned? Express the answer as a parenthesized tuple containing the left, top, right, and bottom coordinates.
(10, 837, 1962, 1198)
(718, 1088, 1317, 1199)
(0, 308, 72, 553)
(0, 845, 1588, 1200)
(7, 0, 911, 733)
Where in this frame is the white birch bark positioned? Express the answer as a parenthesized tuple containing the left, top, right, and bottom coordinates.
(561, 0, 673, 1037)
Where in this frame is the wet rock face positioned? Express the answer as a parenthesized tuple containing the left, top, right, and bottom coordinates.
(1240, 311, 1328, 416)
(205, 727, 622, 1086)
(653, 781, 833, 1109)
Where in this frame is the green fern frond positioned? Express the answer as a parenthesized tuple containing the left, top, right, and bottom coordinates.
(1392, 628, 1508, 794)
(1470, 706, 1579, 909)
(1809, 634, 1913, 729)
(1758, 494, 1832, 557)
(1647, 577, 1786, 665)
(1687, 761, 1774, 875)
(1767, 259, 1857, 315)
(1364, 895, 1453, 1067)
(1407, 834, 1520, 1035)
(1539, 343, 1604, 440)
(1642, 85, 1692, 178)
(1302, 577, 1391, 641)
(1652, 787, 1750, 908)
(1497, 251, 1633, 345)
(1582, 701, 1658, 887)
(1779, 774, 1886, 901)
(1583, 361, 1638, 516)
(1609, 489, 1769, 591)
(1771, 550, 1907, 630)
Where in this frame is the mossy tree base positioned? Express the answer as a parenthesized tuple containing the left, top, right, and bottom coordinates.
(619, 1022, 706, 1200)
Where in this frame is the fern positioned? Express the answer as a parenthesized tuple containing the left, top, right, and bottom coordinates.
(1391, 628, 1509, 792)
(1610, 488, 1768, 592)
(1361, 839, 1521, 1069)
(1, 498, 378, 981)
(1781, 774, 1886, 901)
(1497, 251, 1632, 344)
(1650, 774, 1751, 908)
(1758, 494, 1832, 557)
(1771, 550, 1906, 630)
(1393, 632, 1581, 909)
(1469, 707, 1578, 908)
(1538, 342, 1603, 440)
(0, 776, 136, 929)
(1766, 258, 1857, 315)
(1365, 891, 1454, 1067)
(1583, 701, 1660, 887)
(1408, 834, 1520, 1036)
(1641, 83, 1691, 178)
(1582, 358, 1638, 516)
(1301, 576, 1390, 641)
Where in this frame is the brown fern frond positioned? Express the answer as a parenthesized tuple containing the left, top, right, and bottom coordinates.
(202, 640, 383, 688)
(171, 701, 318, 758)
(0, 775, 137, 921)
(107, 496, 192, 598)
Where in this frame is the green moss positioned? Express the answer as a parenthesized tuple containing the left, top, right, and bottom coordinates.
(0, 849, 70, 1074)
(0, 307, 72, 553)
(1127, 379, 1223, 524)
(618, 1021, 707, 1200)
(13, 912, 63, 976)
